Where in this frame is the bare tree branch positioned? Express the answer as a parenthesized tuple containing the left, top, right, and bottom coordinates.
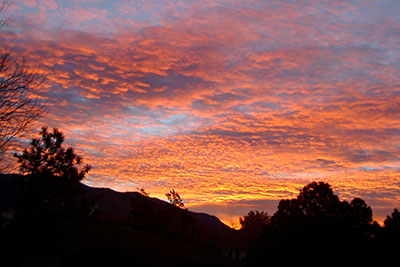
(0, 1, 47, 169)
(0, 0, 10, 27)
(0, 52, 47, 166)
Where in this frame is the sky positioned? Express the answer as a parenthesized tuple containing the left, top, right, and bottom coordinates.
(1, 0, 400, 226)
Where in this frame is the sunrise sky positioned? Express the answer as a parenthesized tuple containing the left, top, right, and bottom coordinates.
(1, 0, 399, 225)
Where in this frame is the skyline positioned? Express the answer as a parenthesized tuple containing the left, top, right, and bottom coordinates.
(1, 0, 400, 225)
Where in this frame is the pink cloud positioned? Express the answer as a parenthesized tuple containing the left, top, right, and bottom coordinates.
(3, 0, 400, 223)
(39, 0, 58, 10)
(20, 0, 37, 8)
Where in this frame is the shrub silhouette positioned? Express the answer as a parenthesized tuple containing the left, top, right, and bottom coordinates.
(137, 187, 150, 197)
(166, 189, 184, 208)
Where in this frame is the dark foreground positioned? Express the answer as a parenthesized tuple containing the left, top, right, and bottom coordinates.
(1, 174, 399, 266)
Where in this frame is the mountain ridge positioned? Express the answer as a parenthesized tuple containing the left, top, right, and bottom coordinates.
(79, 181, 233, 233)
(0, 173, 241, 266)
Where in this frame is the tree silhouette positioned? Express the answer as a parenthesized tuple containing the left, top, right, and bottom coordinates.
(239, 210, 270, 246)
(166, 189, 184, 208)
(275, 182, 340, 218)
(344, 198, 374, 237)
(370, 208, 400, 265)
(0, 3, 46, 167)
(14, 127, 91, 182)
(272, 182, 374, 229)
(240, 210, 270, 231)
(384, 208, 400, 227)
(12, 127, 92, 247)
(383, 208, 400, 237)
(245, 181, 377, 266)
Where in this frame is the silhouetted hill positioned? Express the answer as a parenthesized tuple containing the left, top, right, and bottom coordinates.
(191, 212, 230, 233)
(0, 173, 240, 266)
(80, 183, 232, 234)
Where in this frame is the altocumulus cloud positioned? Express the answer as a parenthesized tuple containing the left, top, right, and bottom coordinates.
(1, 0, 399, 223)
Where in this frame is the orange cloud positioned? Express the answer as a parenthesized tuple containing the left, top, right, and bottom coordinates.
(3, 0, 400, 225)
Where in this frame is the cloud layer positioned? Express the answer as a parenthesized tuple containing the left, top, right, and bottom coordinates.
(2, 0, 400, 224)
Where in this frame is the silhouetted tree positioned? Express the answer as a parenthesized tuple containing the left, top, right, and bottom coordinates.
(245, 181, 378, 266)
(383, 208, 400, 239)
(345, 198, 375, 237)
(240, 210, 270, 231)
(239, 210, 270, 248)
(137, 187, 149, 197)
(272, 182, 374, 233)
(166, 189, 184, 208)
(384, 208, 400, 229)
(0, 3, 46, 167)
(11, 127, 92, 247)
(14, 127, 91, 181)
(371, 208, 400, 265)
(274, 182, 340, 218)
